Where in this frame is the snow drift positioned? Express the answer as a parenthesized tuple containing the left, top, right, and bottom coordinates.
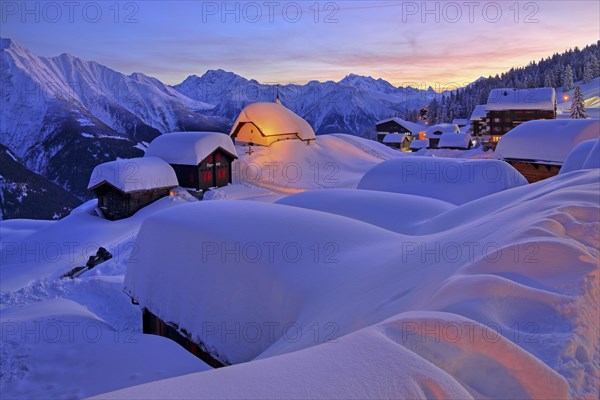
(357, 156, 528, 205)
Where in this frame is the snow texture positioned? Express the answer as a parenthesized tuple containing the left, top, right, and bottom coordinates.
(144, 132, 238, 165)
(495, 119, 600, 164)
(357, 157, 527, 205)
(438, 133, 472, 149)
(486, 87, 556, 111)
(87, 157, 178, 192)
(559, 139, 599, 174)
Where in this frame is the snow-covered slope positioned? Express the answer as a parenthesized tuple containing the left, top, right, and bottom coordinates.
(173, 70, 438, 136)
(103, 168, 599, 399)
(1, 135, 599, 399)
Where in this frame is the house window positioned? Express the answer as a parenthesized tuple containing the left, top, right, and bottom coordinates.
(494, 117, 500, 123)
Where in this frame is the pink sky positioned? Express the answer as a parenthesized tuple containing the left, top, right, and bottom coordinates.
(2, 1, 599, 87)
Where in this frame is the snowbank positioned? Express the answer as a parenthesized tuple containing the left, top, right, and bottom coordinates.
(87, 157, 178, 192)
(276, 189, 454, 234)
(124, 200, 398, 364)
(559, 138, 599, 174)
(0, 298, 209, 399)
(357, 157, 527, 205)
(229, 102, 316, 141)
(438, 133, 471, 149)
(495, 119, 600, 164)
(486, 87, 555, 111)
(103, 169, 599, 399)
(145, 132, 238, 165)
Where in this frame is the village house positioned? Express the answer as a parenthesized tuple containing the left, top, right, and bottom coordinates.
(229, 100, 316, 146)
(374, 117, 426, 148)
(87, 157, 178, 220)
(495, 119, 600, 183)
(145, 132, 238, 192)
(484, 87, 556, 149)
(426, 123, 460, 148)
(470, 104, 487, 137)
(438, 133, 473, 150)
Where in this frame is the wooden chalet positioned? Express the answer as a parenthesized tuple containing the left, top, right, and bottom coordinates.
(229, 100, 316, 147)
(484, 88, 556, 150)
(87, 157, 178, 220)
(495, 119, 600, 183)
(375, 117, 425, 146)
(425, 123, 460, 149)
(145, 132, 238, 192)
(469, 105, 487, 137)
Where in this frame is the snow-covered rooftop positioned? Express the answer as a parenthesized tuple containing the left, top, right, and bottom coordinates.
(495, 119, 600, 164)
(409, 139, 429, 149)
(426, 123, 459, 137)
(375, 117, 424, 133)
(87, 157, 178, 193)
(230, 102, 316, 141)
(470, 104, 487, 121)
(486, 88, 556, 111)
(451, 118, 469, 126)
(357, 157, 527, 205)
(438, 133, 472, 149)
(559, 139, 599, 174)
(144, 132, 237, 165)
(382, 133, 406, 144)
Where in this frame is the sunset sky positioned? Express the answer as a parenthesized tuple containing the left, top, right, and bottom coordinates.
(2, 1, 599, 88)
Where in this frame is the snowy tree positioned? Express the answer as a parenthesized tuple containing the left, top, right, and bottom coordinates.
(569, 85, 588, 119)
(544, 71, 555, 88)
(562, 64, 574, 92)
(583, 54, 599, 83)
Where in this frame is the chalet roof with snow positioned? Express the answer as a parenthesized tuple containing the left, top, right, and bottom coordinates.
(145, 132, 238, 166)
(470, 105, 487, 121)
(486, 88, 556, 111)
(230, 102, 316, 141)
(382, 134, 407, 144)
(409, 139, 429, 149)
(495, 119, 600, 164)
(87, 157, 178, 193)
(451, 118, 469, 127)
(375, 117, 424, 134)
(438, 133, 472, 149)
(426, 123, 459, 138)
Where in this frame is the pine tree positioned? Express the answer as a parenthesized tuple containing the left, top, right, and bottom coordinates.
(562, 64, 574, 92)
(544, 71, 555, 87)
(570, 85, 588, 119)
(583, 54, 599, 83)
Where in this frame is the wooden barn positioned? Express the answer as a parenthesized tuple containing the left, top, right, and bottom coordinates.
(375, 117, 425, 145)
(229, 100, 316, 146)
(495, 119, 600, 183)
(87, 157, 178, 220)
(425, 123, 460, 148)
(141, 308, 226, 368)
(382, 133, 410, 150)
(145, 132, 238, 192)
(469, 104, 487, 137)
(484, 88, 556, 150)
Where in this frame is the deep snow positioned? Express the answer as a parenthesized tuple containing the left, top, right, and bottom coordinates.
(1, 134, 598, 399)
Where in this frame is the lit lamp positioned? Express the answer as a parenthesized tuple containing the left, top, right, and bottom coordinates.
(563, 95, 569, 101)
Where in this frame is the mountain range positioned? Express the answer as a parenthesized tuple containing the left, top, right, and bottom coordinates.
(0, 38, 438, 219)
